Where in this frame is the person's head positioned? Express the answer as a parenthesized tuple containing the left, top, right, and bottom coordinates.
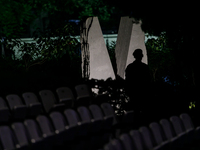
(133, 49, 143, 61)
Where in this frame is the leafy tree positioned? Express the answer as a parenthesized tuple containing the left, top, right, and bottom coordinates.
(3, 23, 80, 72)
(146, 32, 175, 83)
(0, 0, 34, 38)
(0, 0, 115, 38)
(73, 0, 114, 22)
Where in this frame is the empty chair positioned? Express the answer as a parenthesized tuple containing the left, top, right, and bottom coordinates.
(170, 116, 186, 135)
(11, 122, 30, 149)
(64, 109, 80, 127)
(120, 133, 134, 150)
(180, 113, 195, 131)
(77, 107, 91, 123)
(75, 106, 96, 137)
(6, 94, 27, 119)
(24, 119, 43, 143)
(77, 106, 91, 133)
(78, 106, 105, 149)
(139, 126, 154, 150)
(22, 92, 42, 116)
(180, 113, 198, 140)
(140, 126, 168, 150)
(64, 108, 94, 149)
(39, 90, 65, 113)
(24, 119, 45, 150)
(101, 103, 118, 126)
(89, 104, 104, 121)
(89, 104, 113, 145)
(56, 87, 75, 108)
(160, 119, 181, 149)
(0, 126, 18, 150)
(49, 111, 73, 141)
(75, 84, 92, 106)
(36, 115, 56, 142)
(130, 130, 144, 150)
(170, 116, 189, 144)
(64, 109, 80, 137)
(90, 104, 113, 131)
(89, 104, 104, 131)
(0, 97, 10, 122)
(149, 122, 170, 150)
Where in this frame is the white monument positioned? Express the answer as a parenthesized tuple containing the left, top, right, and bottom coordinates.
(115, 16, 148, 79)
(80, 17, 115, 80)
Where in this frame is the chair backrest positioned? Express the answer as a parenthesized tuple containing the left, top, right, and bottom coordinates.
(56, 87, 75, 103)
(77, 106, 93, 134)
(6, 94, 27, 119)
(88, 104, 105, 132)
(11, 122, 29, 147)
(120, 133, 134, 150)
(64, 109, 80, 127)
(139, 126, 154, 149)
(49, 111, 67, 133)
(160, 119, 175, 140)
(75, 84, 92, 100)
(0, 126, 16, 150)
(77, 106, 91, 123)
(129, 130, 144, 150)
(170, 116, 185, 135)
(180, 113, 194, 130)
(22, 92, 42, 116)
(36, 115, 55, 138)
(6, 94, 24, 109)
(24, 119, 43, 143)
(39, 90, 57, 113)
(89, 104, 104, 121)
(101, 103, 117, 125)
(0, 97, 9, 109)
(22, 92, 40, 106)
(179, 113, 196, 144)
(149, 122, 165, 145)
(0, 97, 10, 122)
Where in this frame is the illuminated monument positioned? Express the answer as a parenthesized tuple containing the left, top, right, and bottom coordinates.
(115, 16, 147, 79)
(80, 16, 147, 80)
(80, 17, 115, 80)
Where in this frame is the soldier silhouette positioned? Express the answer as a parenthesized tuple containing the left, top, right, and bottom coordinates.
(125, 49, 151, 114)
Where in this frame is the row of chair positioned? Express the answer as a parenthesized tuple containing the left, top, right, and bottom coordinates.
(0, 103, 133, 149)
(103, 113, 200, 150)
(0, 84, 94, 122)
(0, 102, 121, 150)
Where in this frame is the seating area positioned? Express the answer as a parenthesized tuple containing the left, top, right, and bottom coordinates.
(103, 113, 200, 150)
(0, 83, 199, 150)
(0, 83, 134, 150)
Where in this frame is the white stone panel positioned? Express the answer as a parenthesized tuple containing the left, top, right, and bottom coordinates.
(115, 17, 147, 79)
(81, 17, 115, 80)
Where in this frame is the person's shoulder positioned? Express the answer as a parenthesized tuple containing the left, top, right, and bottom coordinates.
(125, 62, 134, 71)
(126, 62, 135, 68)
(141, 62, 148, 67)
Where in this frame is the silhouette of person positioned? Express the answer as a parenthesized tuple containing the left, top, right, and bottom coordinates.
(125, 49, 151, 113)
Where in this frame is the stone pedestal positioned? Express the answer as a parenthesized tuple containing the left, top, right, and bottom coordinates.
(115, 17, 147, 79)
